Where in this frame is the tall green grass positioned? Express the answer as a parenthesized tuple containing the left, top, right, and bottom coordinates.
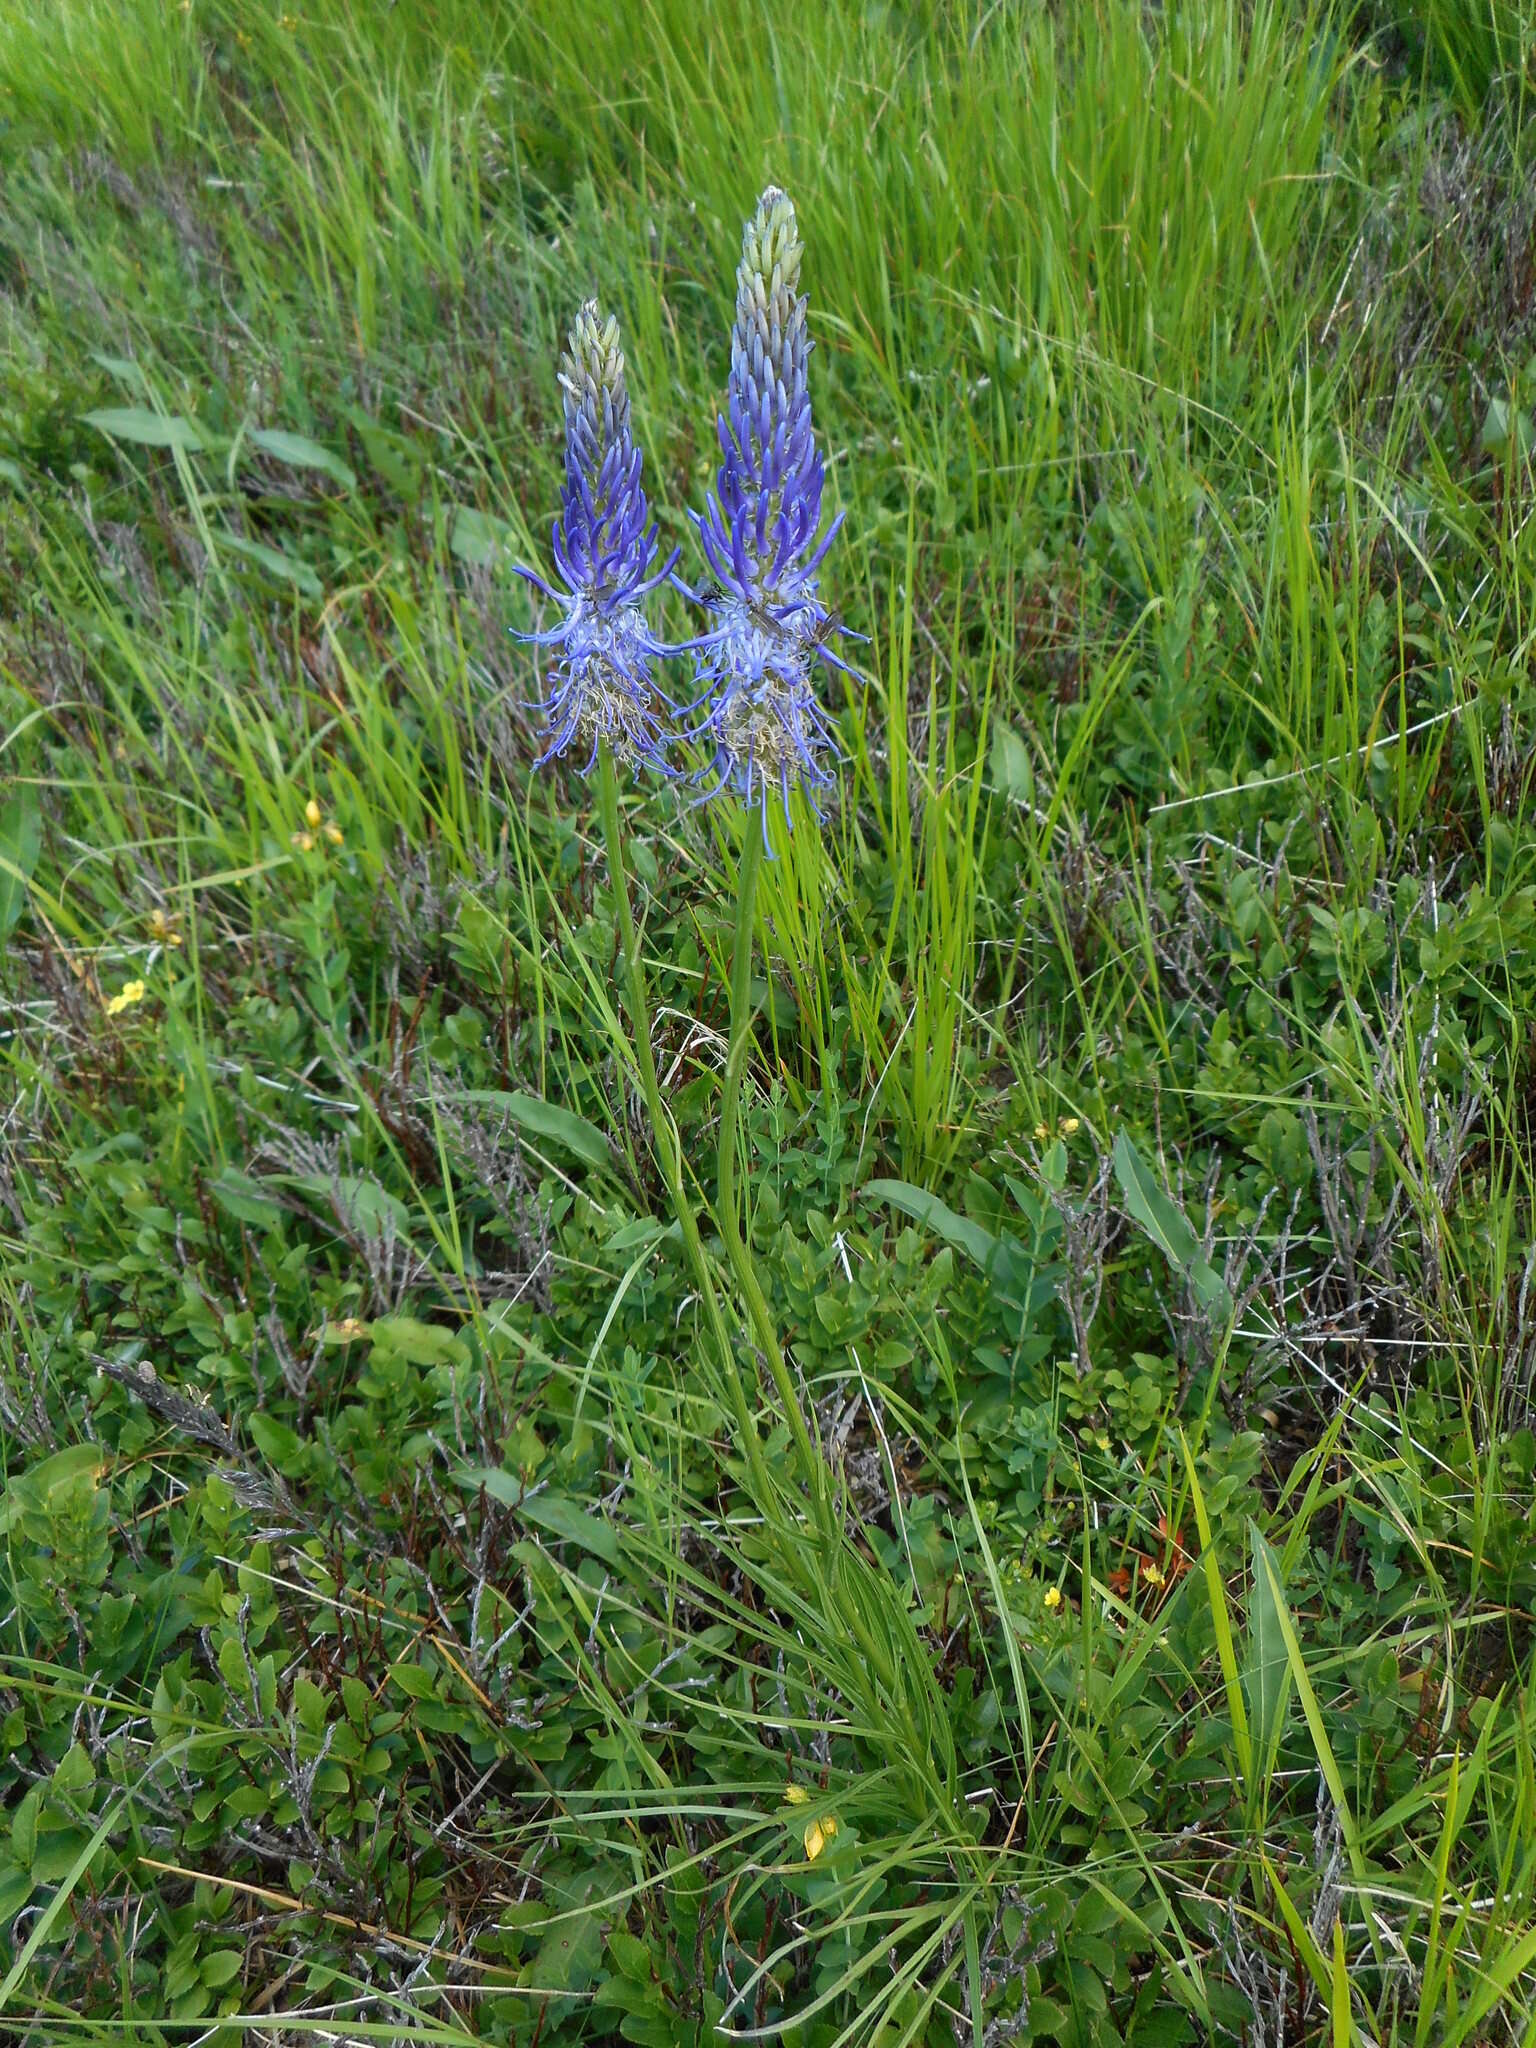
(4, 0, 1536, 2041)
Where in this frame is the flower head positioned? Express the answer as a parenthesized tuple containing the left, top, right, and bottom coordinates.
(515, 302, 677, 775)
(803, 1812, 839, 1862)
(690, 187, 847, 833)
(105, 979, 146, 1018)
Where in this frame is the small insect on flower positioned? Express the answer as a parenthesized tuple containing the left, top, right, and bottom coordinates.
(688, 186, 850, 838)
(105, 979, 147, 1018)
(514, 301, 679, 776)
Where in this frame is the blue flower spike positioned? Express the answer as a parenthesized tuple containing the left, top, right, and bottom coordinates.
(693, 187, 848, 838)
(516, 300, 678, 775)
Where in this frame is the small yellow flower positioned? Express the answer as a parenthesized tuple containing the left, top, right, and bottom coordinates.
(782, 1784, 810, 1806)
(329, 1317, 368, 1343)
(323, 822, 344, 846)
(803, 1813, 838, 1862)
(291, 829, 316, 853)
(1059, 1117, 1081, 1137)
(1141, 1561, 1166, 1589)
(147, 908, 183, 948)
(1042, 1585, 1063, 1611)
(304, 797, 323, 829)
(1094, 1431, 1111, 1452)
(1033, 1122, 1050, 1142)
(105, 979, 147, 1018)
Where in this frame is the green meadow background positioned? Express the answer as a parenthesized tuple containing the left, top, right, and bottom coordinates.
(3, 0, 1536, 2041)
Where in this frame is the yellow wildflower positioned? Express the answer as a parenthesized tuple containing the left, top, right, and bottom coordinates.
(1033, 1122, 1050, 1142)
(803, 1813, 838, 1862)
(147, 908, 183, 948)
(1059, 1117, 1081, 1137)
(323, 822, 344, 846)
(304, 797, 323, 829)
(782, 1784, 810, 1806)
(1141, 1560, 1166, 1589)
(329, 1317, 369, 1343)
(1042, 1585, 1063, 1611)
(105, 979, 146, 1017)
(291, 829, 315, 853)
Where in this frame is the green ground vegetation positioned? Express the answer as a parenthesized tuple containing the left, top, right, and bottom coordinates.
(4, 1, 1536, 2042)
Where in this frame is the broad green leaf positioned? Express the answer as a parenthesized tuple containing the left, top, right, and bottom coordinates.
(367, 1316, 466, 1367)
(219, 531, 323, 597)
(342, 406, 424, 494)
(0, 1799, 125, 2014)
(605, 1215, 666, 1254)
(0, 457, 24, 490)
(293, 1676, 328, 1734)
(0, 1444, 107, 1538)
(1480, 396, 1533, 457)
(450, 505, 512, 567)
(10, 1789, 39, 1868)
(88, 352, 147, 388)
(248, 1411, 303, 1466)
(458, 1467, 621, 1564)
(527, 1899, 607, 1996)
(990, 720, 1034, 802)
(83, 407, 205, 452)
(0, 789, 42, 938)
(513, 1492, 623, 1566)
(292, 1173, 411, 1237)
(208, 1166, 285, 1230)
(1257, 1545, 1362, 1875)
(1112, 1132, 1231, 1319)
(459, 1088, 612, 1172)
(389, 1662, 438, 1701)
(1331, 1915, 1349, 2048)
(1244, 1521, 1292, 1778)
(249, 428, 356, 490)
(1178, 1429, 1251, 1782)
(863, 1178, 998, 1272)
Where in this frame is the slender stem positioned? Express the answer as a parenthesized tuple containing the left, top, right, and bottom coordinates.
(594, 743, 771, 1499)
(716, 810, 829, 1526)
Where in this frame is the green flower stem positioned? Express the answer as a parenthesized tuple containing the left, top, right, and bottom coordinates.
(717, 818, 829, 1527)
(594, 743, 772, 1501)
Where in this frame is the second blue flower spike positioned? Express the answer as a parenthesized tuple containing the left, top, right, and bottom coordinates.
(692, 188, 846, 834)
